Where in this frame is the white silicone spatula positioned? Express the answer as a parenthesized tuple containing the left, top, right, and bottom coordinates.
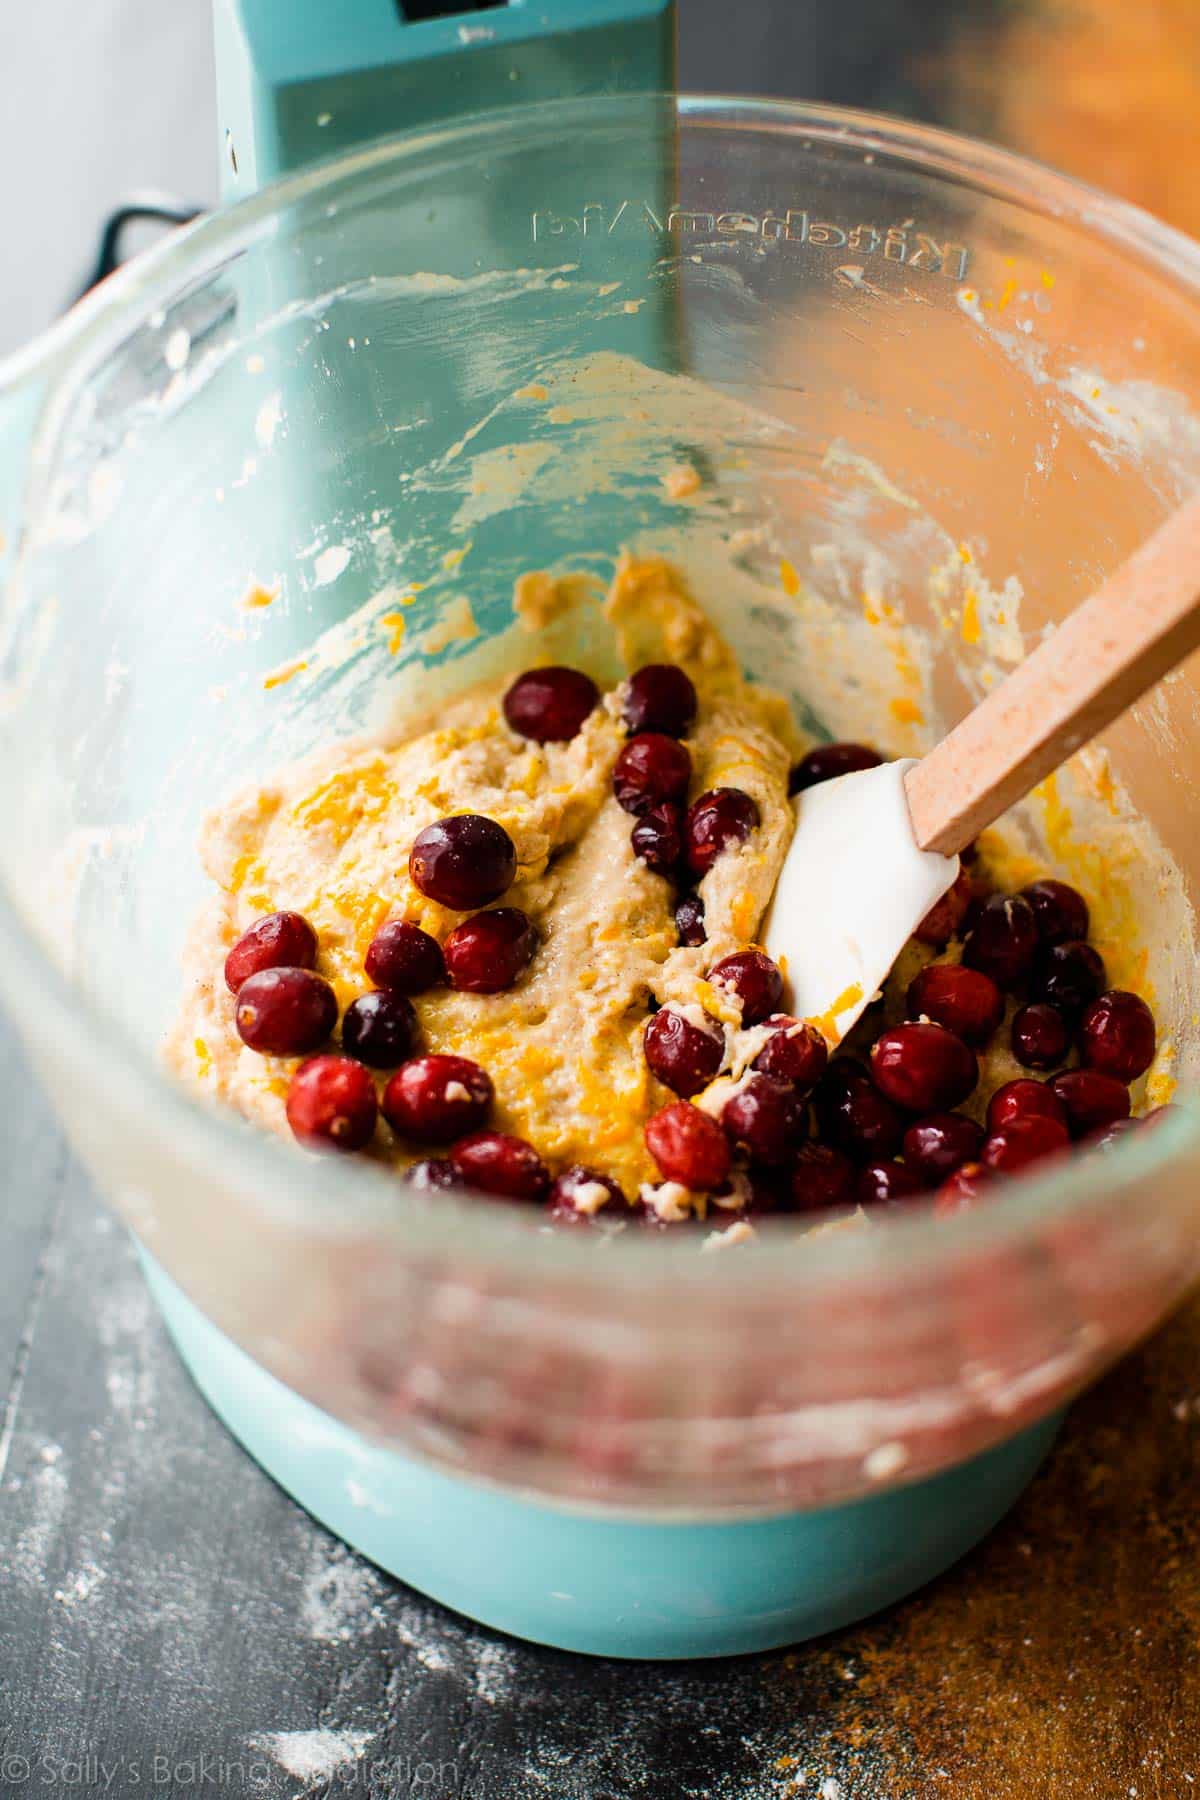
(764, 491, 1200, 1045)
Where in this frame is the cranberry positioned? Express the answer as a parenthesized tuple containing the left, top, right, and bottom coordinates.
(364, 919, 445, 994)
(902, 1112, 984, 1186)
(675, 893, 706, 947)
(752, 1016, 828, 1090)
(721, 1074, 806, 1166)
(709, 950, 785, 1026)
(549, 1165, 625, 1225)
(1079, 990, 1156, 1082)
(1030, 940, 1106, 1016)
(962, 893, 1038, 989)
(631, 803, 684, 874)
(914, 868, 974, 949)
(1023, 878, 1090, 946)
(444, 908, 537, 994)
(406, 1157, 463, 1191)
(869, 1023, 977, 1113)
(341, 990, 417, 1067)
(286, 1056, 377, 1151)
(1010, 1002, 1068, 1071)
(1049, 1069, 1132, 1138)
(450, 1131, 550, 1201)
(235, 967, 337, 1057)
(225, 911, 319, 993)
(1091, 1117, 1140, 1152)
(712, 1170, 783, 1217)
(685, 788, 759, 877)
(613, 733, 692, 816)
(409, 814, 516, 910)
(981, 1114, 1069, 1172)
(381, 1054, 493, 1141)
(790, 1142, 856, 1211)
(643, 1006, 724, 1097)
(789, 742, 882, 794)
(623, 663, 697, 738)
(813, 1059, 904, 1162)
(905, 962, 1003, 1047)
(858, 1160, 925, 1207)
(502, 666, 598, 742)
(935, 1162, 992, 1214)
(987, 1078, 1068, 1134)
(645, 1102, 731, 1189)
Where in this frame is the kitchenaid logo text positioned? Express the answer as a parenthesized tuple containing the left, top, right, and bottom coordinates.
(531, 202, 970, 277)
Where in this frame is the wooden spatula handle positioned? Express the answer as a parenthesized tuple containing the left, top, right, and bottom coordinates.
(906, 491, 1200, 856)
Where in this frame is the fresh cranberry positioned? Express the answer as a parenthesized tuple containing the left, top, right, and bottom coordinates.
(409, 814, 516, 910)
(789, 742, 882, 794)
(1030, 940, 1106, 1016)
(340, 990, 416, 1067)
(914, 868, 974, 949)
(364, 919, 445, 994)
(721, 1075, 806, 1166)
(962, 893, 1038, 989)
(631, 803, 684, 874)
(987, 1078, 1068, 1134)
(623, 663, 697, 738)
(406, 1157, 463, 1191)
(1090, 1117, 1140, 1153)
(870, 1023, 977, 1113)
(685, 789, 759, 877)
(790, 1142, 856, 1211)
(905, 962, 1003, 1047)
(381, 1054, 493, 1141)
(643, 1006, 724, 1097)
(502, 666, 598, 742)
(286, 1056, 377, 1151)
(450, 1131, 550, 1201)
(645, 1102, 731, 1189)
(1079, 990, 1156, 1082)
(857, 1160, 924, 1206)
(235, 967, 337, 1057)
(1010, 1002, 1069, 1071)
(225, 911, 319, 993)
(549, 1165, 625, 1225)
(674, 893, 706, 947)
(902, 1112, 984, 1186)
(709, 950, 784, 1026)
(935, 1162, 992, 1214)
(752, 1016, 828, 1090)
(444, 908, 537, 993)
(1049, 1069, 1131, 1138)
(613, 733, 692, 816)
(1023, 878, 1090, 946)
(813, 1059, 904, 1162)
(981, 1114, 1069, 1172)
(712, 1171, 783, 1217)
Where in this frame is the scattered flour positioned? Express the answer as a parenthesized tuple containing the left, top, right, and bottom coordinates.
(300, 1538, 385, 1644)
(253, 1727, 372, 1785)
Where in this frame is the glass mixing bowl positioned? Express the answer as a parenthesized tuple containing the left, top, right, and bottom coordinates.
(2, 95, 1199, 1532)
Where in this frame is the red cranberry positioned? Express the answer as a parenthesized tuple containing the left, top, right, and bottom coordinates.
(643, 1006, 724, 1097)
(235, 967, 337, 1057)
(613, 733, 692, 816)
(364, 919, 445, 994)
(721, 1075, 807, 1166)
(1049, 1069, 1131, 1138)
(1079, 990, 1156, 1082)
(857, 1160, 924, 1206)
(1091, 1117, 1140, 1153)
(409, 814, 516, 910)
(381, 1054, 493, 1141)
(623, 663, 697, 738)
(962, 893, 1038, 989)
(1023, 879, 1090, 946)
(789, 742, 882, 794)
(406, 1157, 463, 1191)
(1030, 940, 1106, 1016)
(286, 1056, 377, 1151)
(935, 1162, 992, 1214)
(813, 1059, 904, 1162)
(444, 908, 537, 993)
(675, 893, 706, 946)
(645, 1102, 731, 1189)
(902, 1112, 984, 1186)
(906, 962, 1003, 1047)
(790, 1142, 856, 1211)
(914, 868, 974, 949)
(752, 1016, 828, 1090)
(225, 911, 319, 993)
(1010, 1002, 1070, 1071)
(685, 789, 759, 877)
(631, 803, 684, 874)
(341, 990, 417, 1067)
(712, 1170, 783, 1217)
(549, 1165, 625, 1225)
(450, 1131, 550, 1201)
(709, 950, 785, 1026)
(870, 1023, 977, 1113)
(981, 1114, 1070, 1172)
(502, 666, 598, 742)
(987, 1078, 1068, 1134)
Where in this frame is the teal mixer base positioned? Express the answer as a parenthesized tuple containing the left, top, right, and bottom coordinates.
(141, 1253, 1061, 1660)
